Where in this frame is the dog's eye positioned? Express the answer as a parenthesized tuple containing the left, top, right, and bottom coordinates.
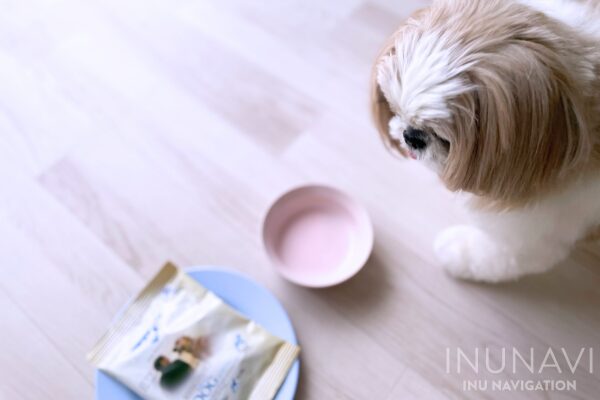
(440, 137, 450, 150)
(432, 132, 450, 150)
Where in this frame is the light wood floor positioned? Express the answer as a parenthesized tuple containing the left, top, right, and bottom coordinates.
(2, 0, 600, 399)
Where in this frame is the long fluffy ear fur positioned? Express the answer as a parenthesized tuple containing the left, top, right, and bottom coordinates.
(431, 2, 598, 205)
(441, 47, 591, 204)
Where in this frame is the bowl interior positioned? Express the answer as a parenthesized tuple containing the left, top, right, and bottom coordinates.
(263, 186, 373, 287)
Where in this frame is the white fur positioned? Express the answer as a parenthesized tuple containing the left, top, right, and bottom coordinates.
(518, 0, 600, 40)
(377, 32, 472, 126)
(435, 175, 600, 281)
(378, 29, 471, 169)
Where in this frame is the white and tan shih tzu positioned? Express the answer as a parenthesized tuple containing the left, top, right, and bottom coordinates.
(372, 0, 600, 282)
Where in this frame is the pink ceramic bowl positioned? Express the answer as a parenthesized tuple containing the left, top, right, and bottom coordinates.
(262, 185, 373, 288)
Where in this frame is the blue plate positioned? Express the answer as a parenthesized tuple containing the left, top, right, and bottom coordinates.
(95, 267, 300, 400)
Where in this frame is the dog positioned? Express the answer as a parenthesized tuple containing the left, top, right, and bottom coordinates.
(372, 0, 600, 282)
(173, 335, 209, 358)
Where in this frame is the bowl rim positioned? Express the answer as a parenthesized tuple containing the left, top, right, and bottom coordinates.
(261, 184, 374, 288)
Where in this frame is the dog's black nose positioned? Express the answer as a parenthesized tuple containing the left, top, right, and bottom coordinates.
(403, 127, 427, 150)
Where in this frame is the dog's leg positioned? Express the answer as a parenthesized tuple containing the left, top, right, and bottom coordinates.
(433, 223, 574, 282)
(432, 183, 600, 282)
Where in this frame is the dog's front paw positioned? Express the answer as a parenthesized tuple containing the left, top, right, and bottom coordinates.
(434, 225, 516, 282)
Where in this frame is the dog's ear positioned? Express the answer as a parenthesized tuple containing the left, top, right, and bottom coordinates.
(440, 38, 593, 205)
(371, 38, 408, 157)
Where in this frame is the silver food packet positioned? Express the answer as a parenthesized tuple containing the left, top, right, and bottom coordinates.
(88, 263, 299, 400)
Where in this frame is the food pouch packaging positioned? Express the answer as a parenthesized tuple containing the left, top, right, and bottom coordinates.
(88, 263, 299, 400)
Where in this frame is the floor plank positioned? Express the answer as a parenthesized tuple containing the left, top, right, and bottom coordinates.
(0, 289, 92, 399)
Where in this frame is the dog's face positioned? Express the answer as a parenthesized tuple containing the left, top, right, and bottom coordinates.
(173, 336, 193, 353)
(373, 0, 595, 205)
